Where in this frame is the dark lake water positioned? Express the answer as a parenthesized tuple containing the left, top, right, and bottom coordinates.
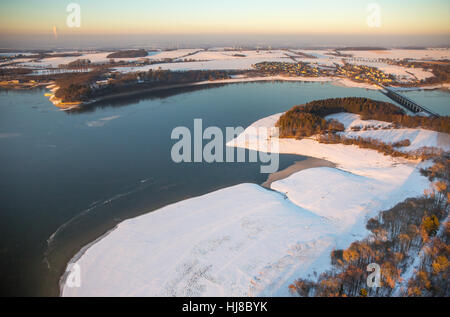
(0, 81, 448, 296)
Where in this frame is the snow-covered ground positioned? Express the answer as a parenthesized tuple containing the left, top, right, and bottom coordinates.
(175, 49, 293, 62)
(326, 113, 450, 152)
(109, 48, 447, 87)
(114, 50, 294, 72)
(0, 58, 35, 67)
(61, 111, 448, 297)
(344, 49, 450, 61)
(62, 183, 338, 297)
(344, 60, 434, 82)
(331, 78, 381, 90)
(150, 48, 201, 60)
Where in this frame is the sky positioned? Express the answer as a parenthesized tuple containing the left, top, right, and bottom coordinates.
(0, 0, 449, 48)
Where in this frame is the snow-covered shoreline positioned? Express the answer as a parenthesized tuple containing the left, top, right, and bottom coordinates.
(61, 110, 449, 297)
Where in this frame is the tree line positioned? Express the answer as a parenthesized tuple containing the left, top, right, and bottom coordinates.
(53, 69, 233, 102)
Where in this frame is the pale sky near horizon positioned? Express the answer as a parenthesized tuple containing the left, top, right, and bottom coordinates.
(1, 0, 449, 36)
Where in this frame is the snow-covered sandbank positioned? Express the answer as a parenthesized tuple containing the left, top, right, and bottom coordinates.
(62, 183, 339, 297)
(61, 111, 448, 297)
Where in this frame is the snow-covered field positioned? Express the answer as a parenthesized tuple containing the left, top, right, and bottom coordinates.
(114, 50, 294, 72)
(62, 184, 338, 297)
(176, 49, 294, 61)
(61, 111, 448, 297)
(114, 56, 293, 72)
(0, 58, 35, 67)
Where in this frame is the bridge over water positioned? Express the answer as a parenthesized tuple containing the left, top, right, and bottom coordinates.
(379, 85, 440, 117)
